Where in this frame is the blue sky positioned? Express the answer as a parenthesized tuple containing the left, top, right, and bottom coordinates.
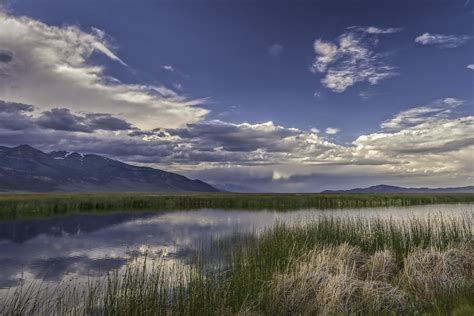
(0, 0, 473, 191)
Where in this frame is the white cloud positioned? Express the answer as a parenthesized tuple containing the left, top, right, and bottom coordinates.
(353, 115, 474, 175)
(0, 11, 208, 130)
(313, 91, 322, 98)
(325, 127, 340, 135)
(162, 65, 175, 72)
(350, 26, 403, 34)
(467, 64, 474, 70)
(173, 83, 183, 90)
(344, 98, 473, 177)
(268, 43, 283, 57)
(272, 170, 290, 180)
(311, 27, 398, 92)
(380, 98, 464, 130)
(359, 91, 372, 100)
(415, 33, 471, 48)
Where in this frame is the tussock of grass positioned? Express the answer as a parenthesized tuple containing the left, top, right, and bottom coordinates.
(270, 244, 407, 315)
(402, 246, 473, 300)
(359, 249, 399, 281)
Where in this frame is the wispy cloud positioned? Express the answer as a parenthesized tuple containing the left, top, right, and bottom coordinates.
(415, 33, 471, 48)
(325, 127, 340, 135)
(349, 26, 403, 34)
(162, 64, 175, 72)
(358, 91, 373, 100)
(161, 63, 190, 79)
(268, 43, 283, 57)
(380, 98, 464, 130)
(0, 11, 207, 130)
(215, 105, 240, 119)
(467, 64, 474, 70)
(311, 26, 399, 92)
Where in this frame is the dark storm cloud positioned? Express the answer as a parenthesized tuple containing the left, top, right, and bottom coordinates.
(0, 50, 13, 63)
(36, 108, 133, 133)
(0, 112, 32, 130)
(169, 121, 301, 152)
(128, 128, 166, 137)
(0, 100, 135, 134)
(0, 100, 35, 130)
(86, 113, 133, 131)
(0, 100, 34, 112)
(36, 108, 93, 132)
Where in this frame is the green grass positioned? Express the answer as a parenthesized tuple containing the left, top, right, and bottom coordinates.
(1, 213, 472, 315)
(0, 192, 473, 220)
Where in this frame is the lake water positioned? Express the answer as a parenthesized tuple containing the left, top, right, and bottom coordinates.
(0, 204, 472, 291)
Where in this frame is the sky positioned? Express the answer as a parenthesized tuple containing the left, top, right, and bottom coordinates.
(0, 0, 473, 192)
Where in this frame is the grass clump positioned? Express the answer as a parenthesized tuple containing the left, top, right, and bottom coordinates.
(359, 249, 399, 281)
(402, 246, 473, 300)
(270, 244, 407, 315)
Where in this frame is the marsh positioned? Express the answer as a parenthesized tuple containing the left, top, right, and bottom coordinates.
(1, 203, 472, 314)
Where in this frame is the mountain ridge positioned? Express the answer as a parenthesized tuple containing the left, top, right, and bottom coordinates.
(0, 144, 219, 193)
(321, 184, 474, 194)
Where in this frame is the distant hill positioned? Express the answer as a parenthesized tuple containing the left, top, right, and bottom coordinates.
(0, 145, 219, 193)
(321, 184, 474, 194)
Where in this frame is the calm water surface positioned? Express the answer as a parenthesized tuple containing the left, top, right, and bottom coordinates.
(0, 204, 472, 291)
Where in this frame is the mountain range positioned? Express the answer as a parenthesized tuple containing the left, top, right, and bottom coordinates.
(1, 145, 472, 194)
(321, 184, 474, 194)
(0, 145, 218, 192)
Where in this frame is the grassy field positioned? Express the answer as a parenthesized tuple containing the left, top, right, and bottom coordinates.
(0, 192, 473, 220)
(2, 214, 472, 315)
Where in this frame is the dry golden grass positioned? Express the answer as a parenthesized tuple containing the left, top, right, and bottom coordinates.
(401, 246, 473, 300)
(359, 250, 399, 281)
(270, 242, 473, 315)
(270, 244, 407, 315)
